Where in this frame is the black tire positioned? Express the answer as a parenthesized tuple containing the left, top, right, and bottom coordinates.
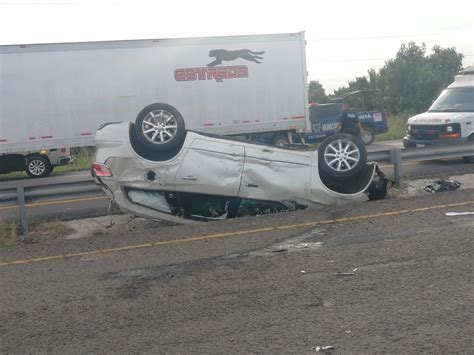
(360, 127, 374, 145)
(462, 135, 474, 163)
(26, 155, 52, 178)
(272, 134, 290, 148)
(318, 133, 367, 179)
(403, 140, 417, 148)
(134, 103, 185, 152)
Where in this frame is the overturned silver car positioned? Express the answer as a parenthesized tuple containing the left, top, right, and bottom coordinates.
(92, 121, 386, 224)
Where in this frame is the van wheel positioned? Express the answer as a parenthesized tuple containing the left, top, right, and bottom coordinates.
(135, 103, 186, 152)
(272, 134, 290, 148)
(26, 155, 52, 178)
(462, 135, 474, 163)
(318, 134, 367, 179)
(360, 128, 374, 145)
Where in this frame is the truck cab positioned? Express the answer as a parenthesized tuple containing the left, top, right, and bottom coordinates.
(305, 89, 388, 145)
(403, 66, 474, 158)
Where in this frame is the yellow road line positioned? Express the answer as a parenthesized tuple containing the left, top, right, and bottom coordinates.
(379, 161, 420, 168)
(1, 200, 473, 268)
(0, 195, 108, 211)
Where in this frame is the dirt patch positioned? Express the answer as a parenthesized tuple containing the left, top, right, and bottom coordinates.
(64, 215, 173, 240)
(22, 220, 75, 244)
(395, 173, 474, 198)
(0, 221, 20, 247)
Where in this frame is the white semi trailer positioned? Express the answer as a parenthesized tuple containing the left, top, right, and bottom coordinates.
(0, 32, 309, 177)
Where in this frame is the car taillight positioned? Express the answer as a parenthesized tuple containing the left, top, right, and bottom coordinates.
(92, 163, 112, 177)
(382, 112, 388, 122)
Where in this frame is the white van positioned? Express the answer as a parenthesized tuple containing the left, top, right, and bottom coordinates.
(403, 66, 474, 161)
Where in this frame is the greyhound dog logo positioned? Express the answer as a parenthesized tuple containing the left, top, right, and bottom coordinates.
(207, 49, 265, 67)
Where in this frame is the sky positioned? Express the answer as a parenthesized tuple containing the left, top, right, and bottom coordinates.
(0, 0, 472, 93)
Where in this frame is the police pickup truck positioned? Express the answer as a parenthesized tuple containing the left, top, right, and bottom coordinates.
(305, 89, 388, 145)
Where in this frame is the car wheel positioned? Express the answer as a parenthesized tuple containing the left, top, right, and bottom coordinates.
(360, 128, 374, 145)
(318, 133, 367, 179)
(462, 135, 474, 163)
(134, 103, 185, 152)
(272, 134, 289, 148)
(403, 140, 417, 148)
(26, 155, 52, 178)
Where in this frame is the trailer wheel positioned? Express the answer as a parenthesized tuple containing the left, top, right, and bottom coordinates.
(135, 103, 185, 152)
(318, 134, 366, 179)
(26, 155, 52, 178)
(360, 127, 374, 145)
(272, 134, 290, 148)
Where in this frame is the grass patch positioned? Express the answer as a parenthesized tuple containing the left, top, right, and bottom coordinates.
(0, 221, 20, 247)
(0, 219, 75, 246)
(54, 147, 96, 173)
(375, 114, 409, 141)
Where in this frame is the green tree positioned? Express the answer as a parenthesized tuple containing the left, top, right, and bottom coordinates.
(332, 42, 464, 115)
(308, 80, 328, 103)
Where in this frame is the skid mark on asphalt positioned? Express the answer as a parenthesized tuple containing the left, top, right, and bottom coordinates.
(247, 227, 326, 257)
(1, 200, 474, 268)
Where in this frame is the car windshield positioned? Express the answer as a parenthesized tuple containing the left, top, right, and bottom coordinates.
(428, 87, 474, 112)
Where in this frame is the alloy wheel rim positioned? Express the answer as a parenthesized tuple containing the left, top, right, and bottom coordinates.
(323, 139, 360, 172)
(142, 109, 178, 144)
(29, 160, 46, 175)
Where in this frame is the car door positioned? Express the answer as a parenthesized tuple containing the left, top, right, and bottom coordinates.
(173, 137, 245, 196)
(239, 146, 312, 203)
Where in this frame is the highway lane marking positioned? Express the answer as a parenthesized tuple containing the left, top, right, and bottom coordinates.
(0, 195, 108, 211)
(1, 200, 474, 268)
(379, 162, 419, 168)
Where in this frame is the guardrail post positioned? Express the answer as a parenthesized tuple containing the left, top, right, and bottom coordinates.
(389, 149, 403, 186)
(17, 186, 28, 235)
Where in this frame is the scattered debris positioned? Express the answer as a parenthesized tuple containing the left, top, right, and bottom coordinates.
(312, 345, 335, 352)
(446, 212, 474, 216)
(367, 166, 390, 200)
(424, 179, 461, 193)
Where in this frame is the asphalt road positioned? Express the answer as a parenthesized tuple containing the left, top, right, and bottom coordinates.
(1, 187, 473, 353)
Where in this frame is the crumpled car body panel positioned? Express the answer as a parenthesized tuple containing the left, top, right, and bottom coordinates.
(93, 122, 379, 223)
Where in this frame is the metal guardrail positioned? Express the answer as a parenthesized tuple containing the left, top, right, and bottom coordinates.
(0, 180, 101, 234)
(367, 140, 474, 182)
(1, 141, 474, 234)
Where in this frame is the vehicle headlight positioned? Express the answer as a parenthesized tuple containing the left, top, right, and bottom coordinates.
(446, 126, 453, 132)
